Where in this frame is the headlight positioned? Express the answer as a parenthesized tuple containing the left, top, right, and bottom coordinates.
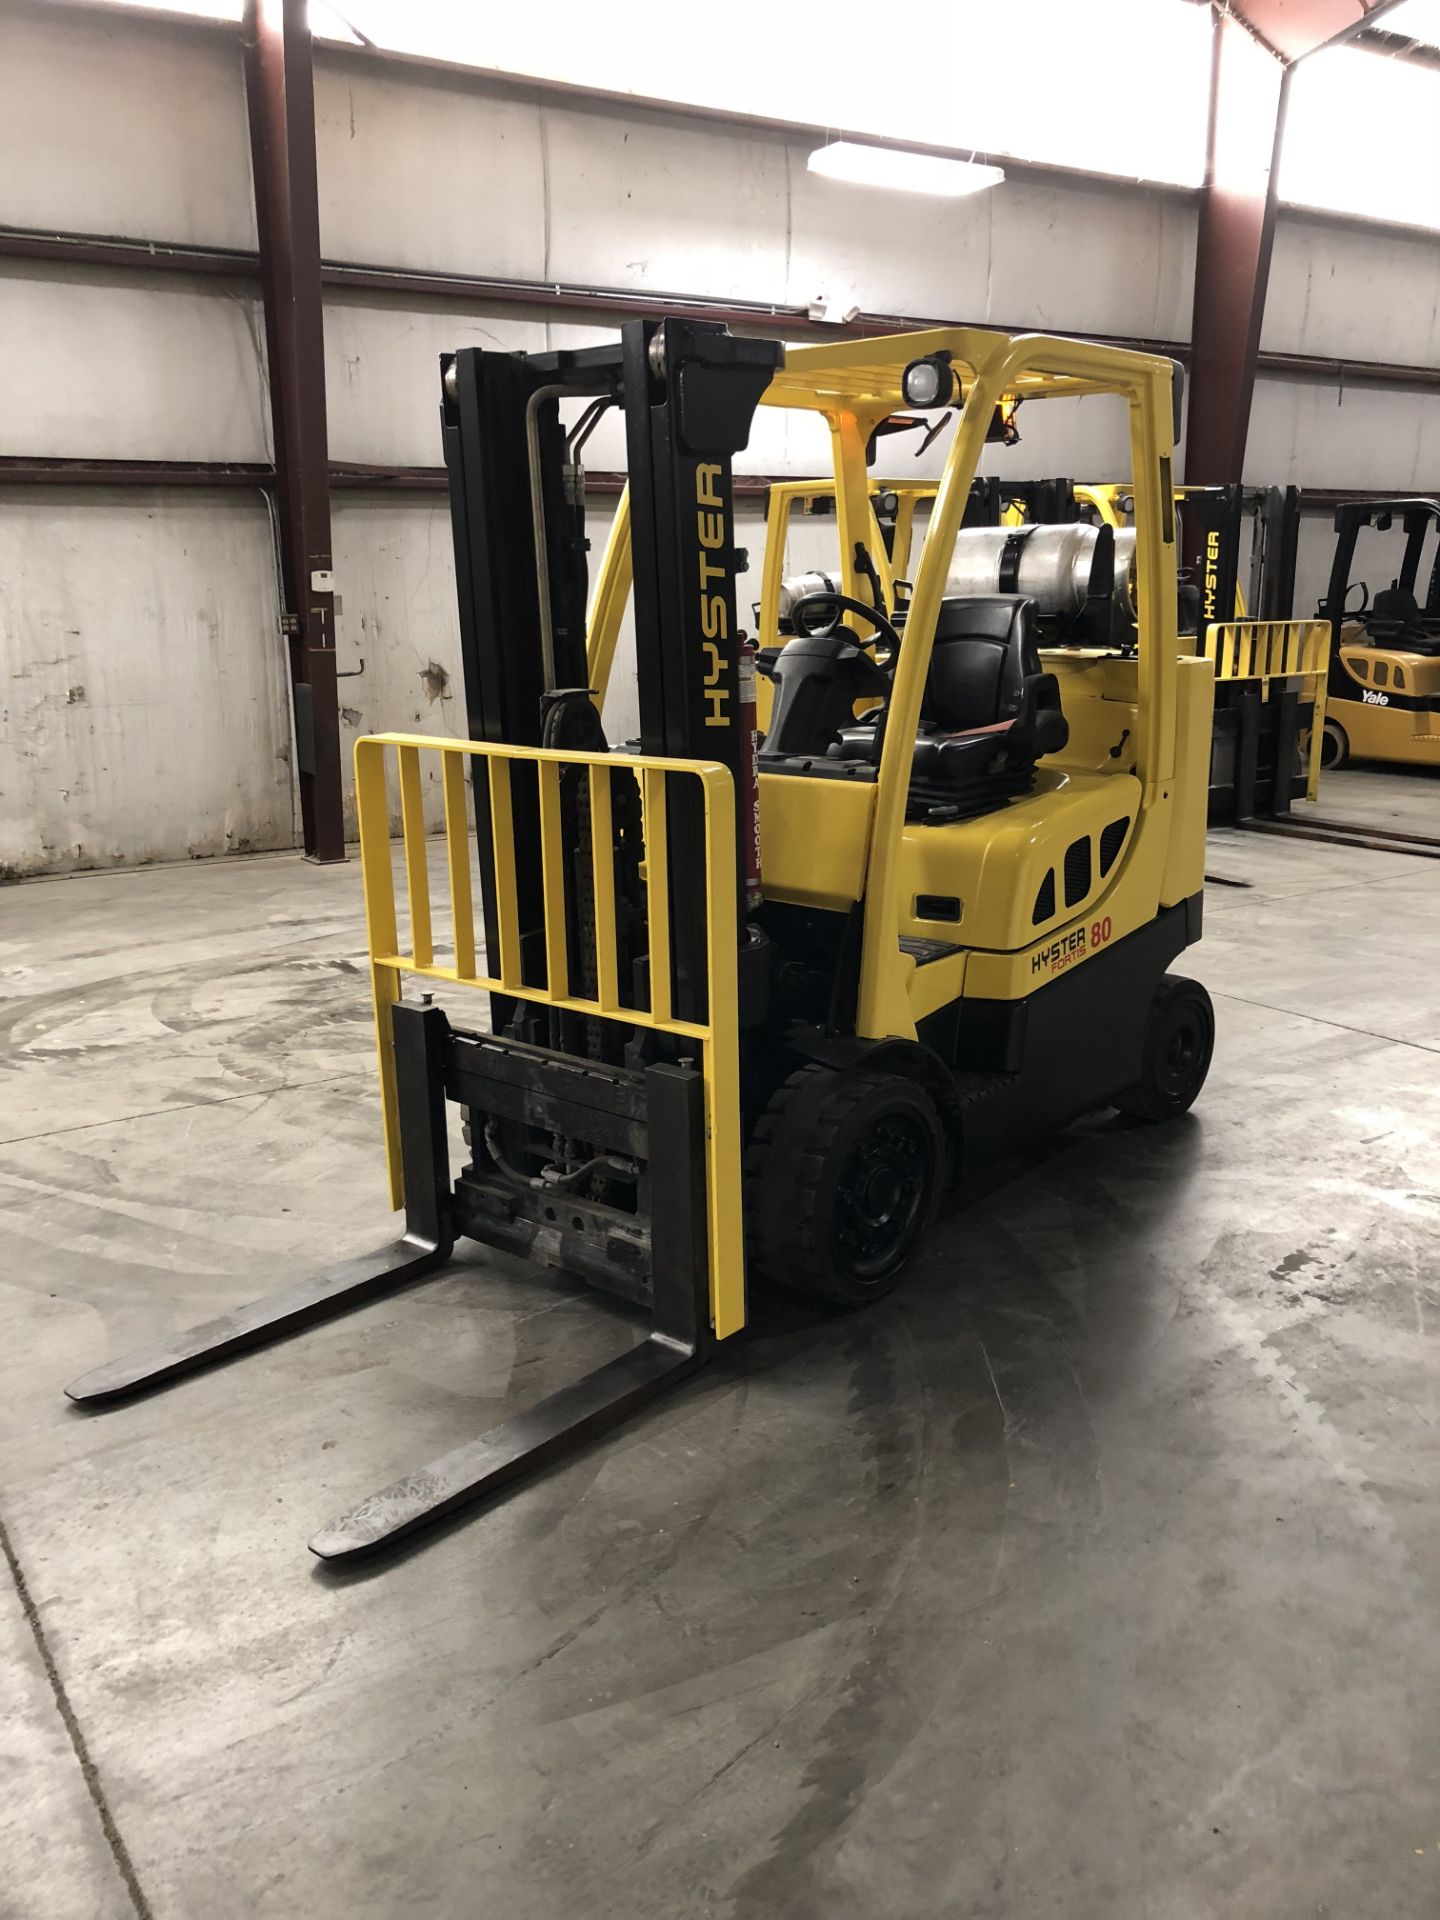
(901, 353, 955, 410)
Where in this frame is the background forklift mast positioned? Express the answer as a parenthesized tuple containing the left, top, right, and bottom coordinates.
(1072, 482, 1301, 632)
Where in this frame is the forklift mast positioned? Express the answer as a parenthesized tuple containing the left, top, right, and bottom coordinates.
(442, 320, 779, 1025)
(1251, 486, 1301, 620)
(1169, 485, 1300, 629)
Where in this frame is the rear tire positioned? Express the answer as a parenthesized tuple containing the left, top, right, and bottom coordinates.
(1113, 974, 1214, 1124)
(1320, 718, 1349, 771)
(745, 1064, 945, 1307)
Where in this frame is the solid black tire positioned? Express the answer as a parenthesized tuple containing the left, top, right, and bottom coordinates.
(1320, 718, 1349, 771)
(1113, 973, 1215, 1123)
(745, 1064, 945, 1307)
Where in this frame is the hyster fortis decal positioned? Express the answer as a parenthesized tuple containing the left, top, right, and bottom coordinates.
(1031, 915, 1113, 979)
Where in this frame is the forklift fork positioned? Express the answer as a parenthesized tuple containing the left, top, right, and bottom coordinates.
(64, 1001, 456, 1416)
(66, 1001, 715, 1562)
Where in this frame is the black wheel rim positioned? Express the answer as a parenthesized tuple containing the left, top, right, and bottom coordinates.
(1157, 1007, 1207, 1103)
(834, 1110, 932, 1283)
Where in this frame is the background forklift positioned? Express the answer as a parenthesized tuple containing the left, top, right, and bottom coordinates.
(1174, 485, 1328, 828)
(761, 472, 1320, 825)
(1318, 497, 1440, 771)
(1078, 484, 1440, 857)
(66, 322, 1215, 1563)
(1040, 482, 1328, 825)
(1228, 491, 1440, 860)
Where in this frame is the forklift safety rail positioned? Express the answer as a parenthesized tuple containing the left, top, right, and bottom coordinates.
(1203, 617, 1329, 809)
(1204, 617, 1440, 861)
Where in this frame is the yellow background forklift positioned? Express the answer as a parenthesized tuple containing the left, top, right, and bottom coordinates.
(66, 322, 1215, 1561)
(758, 470, 1326, 828)
(1318, 497, 1440, 771)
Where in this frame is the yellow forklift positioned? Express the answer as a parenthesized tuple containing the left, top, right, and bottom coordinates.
(760, 472, 1326, 828)
(1318, 497, 1440, 771)
(65, 323, 1214, 1561)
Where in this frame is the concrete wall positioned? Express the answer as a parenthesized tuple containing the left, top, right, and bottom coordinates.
(2, 3, 1437, 871)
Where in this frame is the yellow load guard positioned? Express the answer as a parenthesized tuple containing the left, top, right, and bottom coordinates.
(1202, 619, 1331, 804)
(355, 733, 745, 1339)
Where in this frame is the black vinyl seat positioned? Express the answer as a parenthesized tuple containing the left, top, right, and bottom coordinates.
(1365, 586, 1440, 655)
(831, 595, 1069, 820)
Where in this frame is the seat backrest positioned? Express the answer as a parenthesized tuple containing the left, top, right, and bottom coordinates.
(923, 596, 1037, 732)
(1371, 584, 1421, 629)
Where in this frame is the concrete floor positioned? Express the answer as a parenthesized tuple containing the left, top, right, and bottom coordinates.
(4, 765, 1440, 1919)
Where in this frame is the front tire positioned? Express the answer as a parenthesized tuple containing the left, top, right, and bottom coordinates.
(1320, 718, 1349, 771)
(746, 1065, 945, 1306)
(1113, 974, 1214, 1123)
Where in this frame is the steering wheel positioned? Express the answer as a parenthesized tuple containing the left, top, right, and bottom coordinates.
(788, 590, 903, 674)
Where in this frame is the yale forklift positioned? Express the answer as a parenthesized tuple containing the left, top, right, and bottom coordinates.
(65, 322, 1215, 1561)
(1318, 497, 1440, 771)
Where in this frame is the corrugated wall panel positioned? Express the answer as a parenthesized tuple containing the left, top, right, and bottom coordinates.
(0, 491, 292, 876)
(0, 9, 255, 249)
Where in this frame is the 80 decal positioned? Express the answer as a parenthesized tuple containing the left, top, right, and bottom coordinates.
(1090, 915, 1113, 948)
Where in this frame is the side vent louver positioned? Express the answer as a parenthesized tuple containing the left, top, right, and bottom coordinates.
(1032, 870, 1056, 925)
(1098, 818, 1129, 876)
(1063, 836, 1092, 907)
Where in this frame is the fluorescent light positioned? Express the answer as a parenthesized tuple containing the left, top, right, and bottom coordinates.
(808, 142, 1005, 198)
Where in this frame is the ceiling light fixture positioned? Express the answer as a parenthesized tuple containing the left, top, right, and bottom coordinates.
(807, 142, 1005, 198)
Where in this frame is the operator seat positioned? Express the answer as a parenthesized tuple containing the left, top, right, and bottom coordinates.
(1365, 585, 1440, 654)
(832, 595, 1069, 820)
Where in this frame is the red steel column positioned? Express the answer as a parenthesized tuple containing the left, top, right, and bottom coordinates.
(1183, 9, 1289, 506)
(243, 0, 345, 862)
(1183, 0, 1402, 559)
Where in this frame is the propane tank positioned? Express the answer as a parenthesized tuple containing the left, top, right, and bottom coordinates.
(776, 570, 845, 625)
(945, 523, 1136, 633)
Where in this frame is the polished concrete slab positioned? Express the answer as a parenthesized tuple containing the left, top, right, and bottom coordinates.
(3, 764, 1440, 1918)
